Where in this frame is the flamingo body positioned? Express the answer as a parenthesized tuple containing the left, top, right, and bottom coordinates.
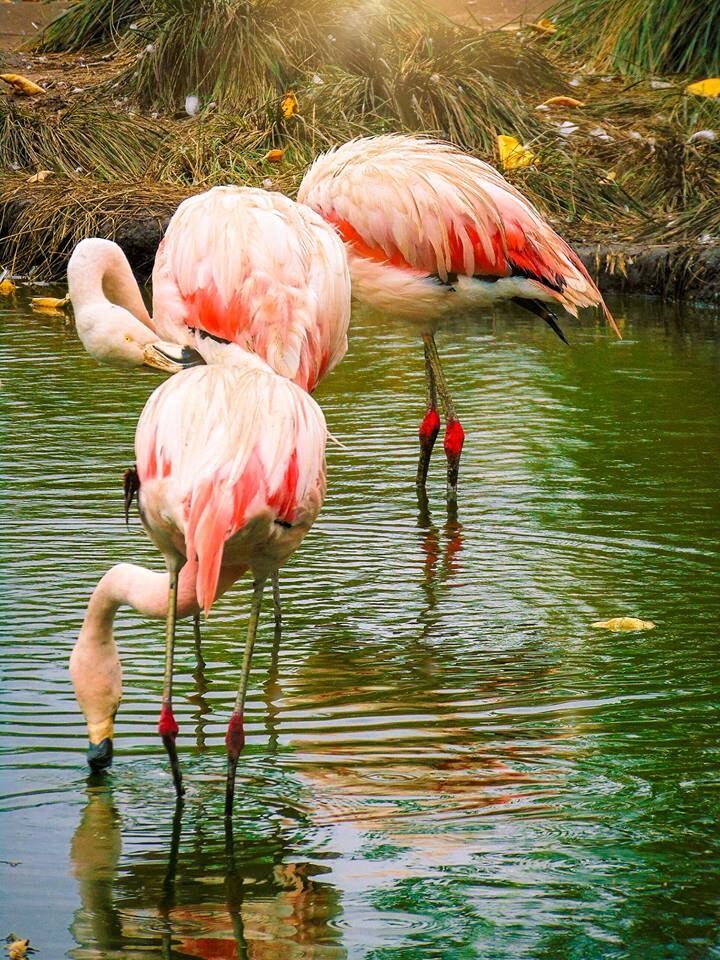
(298, 134, 618, 334)
(135, 357, 327, 615)
(152, 186, 351, 391)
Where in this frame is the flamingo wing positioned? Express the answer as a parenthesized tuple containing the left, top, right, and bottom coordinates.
(299, 135, 618, 334)
(135, 361, 327, 613)
(152, 186, 351, 391)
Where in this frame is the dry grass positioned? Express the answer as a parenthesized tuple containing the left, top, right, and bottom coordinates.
(547, 0, 720, 78)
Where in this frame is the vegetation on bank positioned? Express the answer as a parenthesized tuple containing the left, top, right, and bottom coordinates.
(0, 0, 718, 282)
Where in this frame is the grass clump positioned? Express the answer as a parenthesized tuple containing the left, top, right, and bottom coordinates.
(546, 0, 720, 78)
(37, 0, 149, 53)
(0, 99, 167, 180)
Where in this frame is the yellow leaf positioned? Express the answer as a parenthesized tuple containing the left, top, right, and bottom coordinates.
(497, 134, 536, 171)
(27, 170, 52, 183)
(0, 73, 46, 96)
(263, 148, 285, 163)
(686, 78, 720, 98)
(7, 938, 31, 960)
(31, 295, 69, 309)
(530, 18, 556, 35)
(281, 92, 298, 119)
(0, 278, 16, 295)
(540, 95, 586, 108)
(591, 617, 656, 631)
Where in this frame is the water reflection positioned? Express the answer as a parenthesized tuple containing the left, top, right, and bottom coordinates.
(2, 296, 720, 959)
(69, 785, 346, 960)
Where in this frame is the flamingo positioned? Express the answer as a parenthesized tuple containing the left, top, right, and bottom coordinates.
(70, 355, 328, 817)
(68, 237, 203, 373)
(298, 134, 621, 507)
(151, 185, 351, 392)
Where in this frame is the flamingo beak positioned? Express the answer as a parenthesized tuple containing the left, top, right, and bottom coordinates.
(142, 341, 204, 373)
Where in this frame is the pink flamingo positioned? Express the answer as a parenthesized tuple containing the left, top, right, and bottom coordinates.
(70, 356, 328, 817)
(68, 237, 202, 373)
(68, 187, 350, 394)
(151, 185, 350, 392)
(298, 134, 620, 505)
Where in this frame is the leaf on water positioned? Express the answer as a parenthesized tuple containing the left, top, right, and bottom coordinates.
(497, 135, 536, 170)
(0, 73, 46, 96)
(591, 617, 656, 631)
(530, 18, 557, 35)
(263, 148, 285, 163)
(281, 92, 299, 119)
(0, 279, 16, 295)
(686, 78, 720, 98)
(26, 171, 52, 184)
(540, 95, 586, 108)
(31, 295, 68, 309)
(5, 936, 34, 960)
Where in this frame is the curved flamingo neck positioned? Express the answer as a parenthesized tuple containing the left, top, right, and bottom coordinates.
(68, 239, 153, 329)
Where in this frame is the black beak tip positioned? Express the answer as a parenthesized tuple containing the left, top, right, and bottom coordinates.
(87, 738, 113, 773)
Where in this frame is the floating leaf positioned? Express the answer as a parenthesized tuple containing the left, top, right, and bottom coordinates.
(263, 148, 285, 163)
(0, 279, 16, 295)
(530, 18, 556, 35)
(497, 135, 536, 170)
(5, 936, 33, 960)
(686, 78, 720, 98)
(0, 73, 46, 96)
(27, 170, 53, 184)
(592, 617, 656, 631)
(31, 295, 69, 310)
(281, 92, 298, 119)
(540, 95, 586, 108)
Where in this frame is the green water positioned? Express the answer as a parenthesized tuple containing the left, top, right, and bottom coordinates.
(1, 291, 719, 959)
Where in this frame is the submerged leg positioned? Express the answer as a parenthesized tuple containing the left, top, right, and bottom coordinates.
(271, 571, 282, 631)
(225, 578, 266, 820)
(159, 564, 184, 799)
(192, 612, 205, 670)
(417, 338, 441, 495)
(423, 333, 465, 509)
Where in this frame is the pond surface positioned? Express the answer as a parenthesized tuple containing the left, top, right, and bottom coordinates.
(1, 292, 719, 960)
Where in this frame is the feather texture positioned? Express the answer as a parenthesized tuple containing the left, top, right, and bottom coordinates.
(152, 186, 351, 391)
(298, 135, 618, 335)
(135, 357, 326, 614)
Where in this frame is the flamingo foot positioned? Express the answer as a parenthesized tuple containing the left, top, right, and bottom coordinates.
(224, 711, 245, 819)
(159, 702, 184, 798)
(87, 738, 113, 773)
(443, 418, 465, 507)
(417, 407, 441, 492)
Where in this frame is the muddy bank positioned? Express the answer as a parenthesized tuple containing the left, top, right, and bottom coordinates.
(576, 244, 720, 306)
(2, 191, 718, 304)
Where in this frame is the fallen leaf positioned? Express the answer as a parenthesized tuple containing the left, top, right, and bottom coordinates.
(281, 91, 298, 119)
(0, 279, 16, 295)
(591, 617, 656, 631)
(530, 18, 556, 35)
(27, 170, 52, 183)
(31, 295, 68, 309)
(263, 148, 285, 163)
(0, 73, 46, 96)
(5, 936, 32, 960)
(685, 78, 720, 98)
(540, 95, 585, 108)
(497, 134, 536, 170)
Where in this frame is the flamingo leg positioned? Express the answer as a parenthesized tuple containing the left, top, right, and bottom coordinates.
(192, 612, 205, 670)
(159, 565, 184, 799)
(423, 333, 465, 508)
(271, 571, 282, 630)
(417, 338, 441, 495)
(225, 577, 266, 820)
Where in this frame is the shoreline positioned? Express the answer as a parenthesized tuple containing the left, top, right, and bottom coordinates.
(2, 191, 718, 303)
